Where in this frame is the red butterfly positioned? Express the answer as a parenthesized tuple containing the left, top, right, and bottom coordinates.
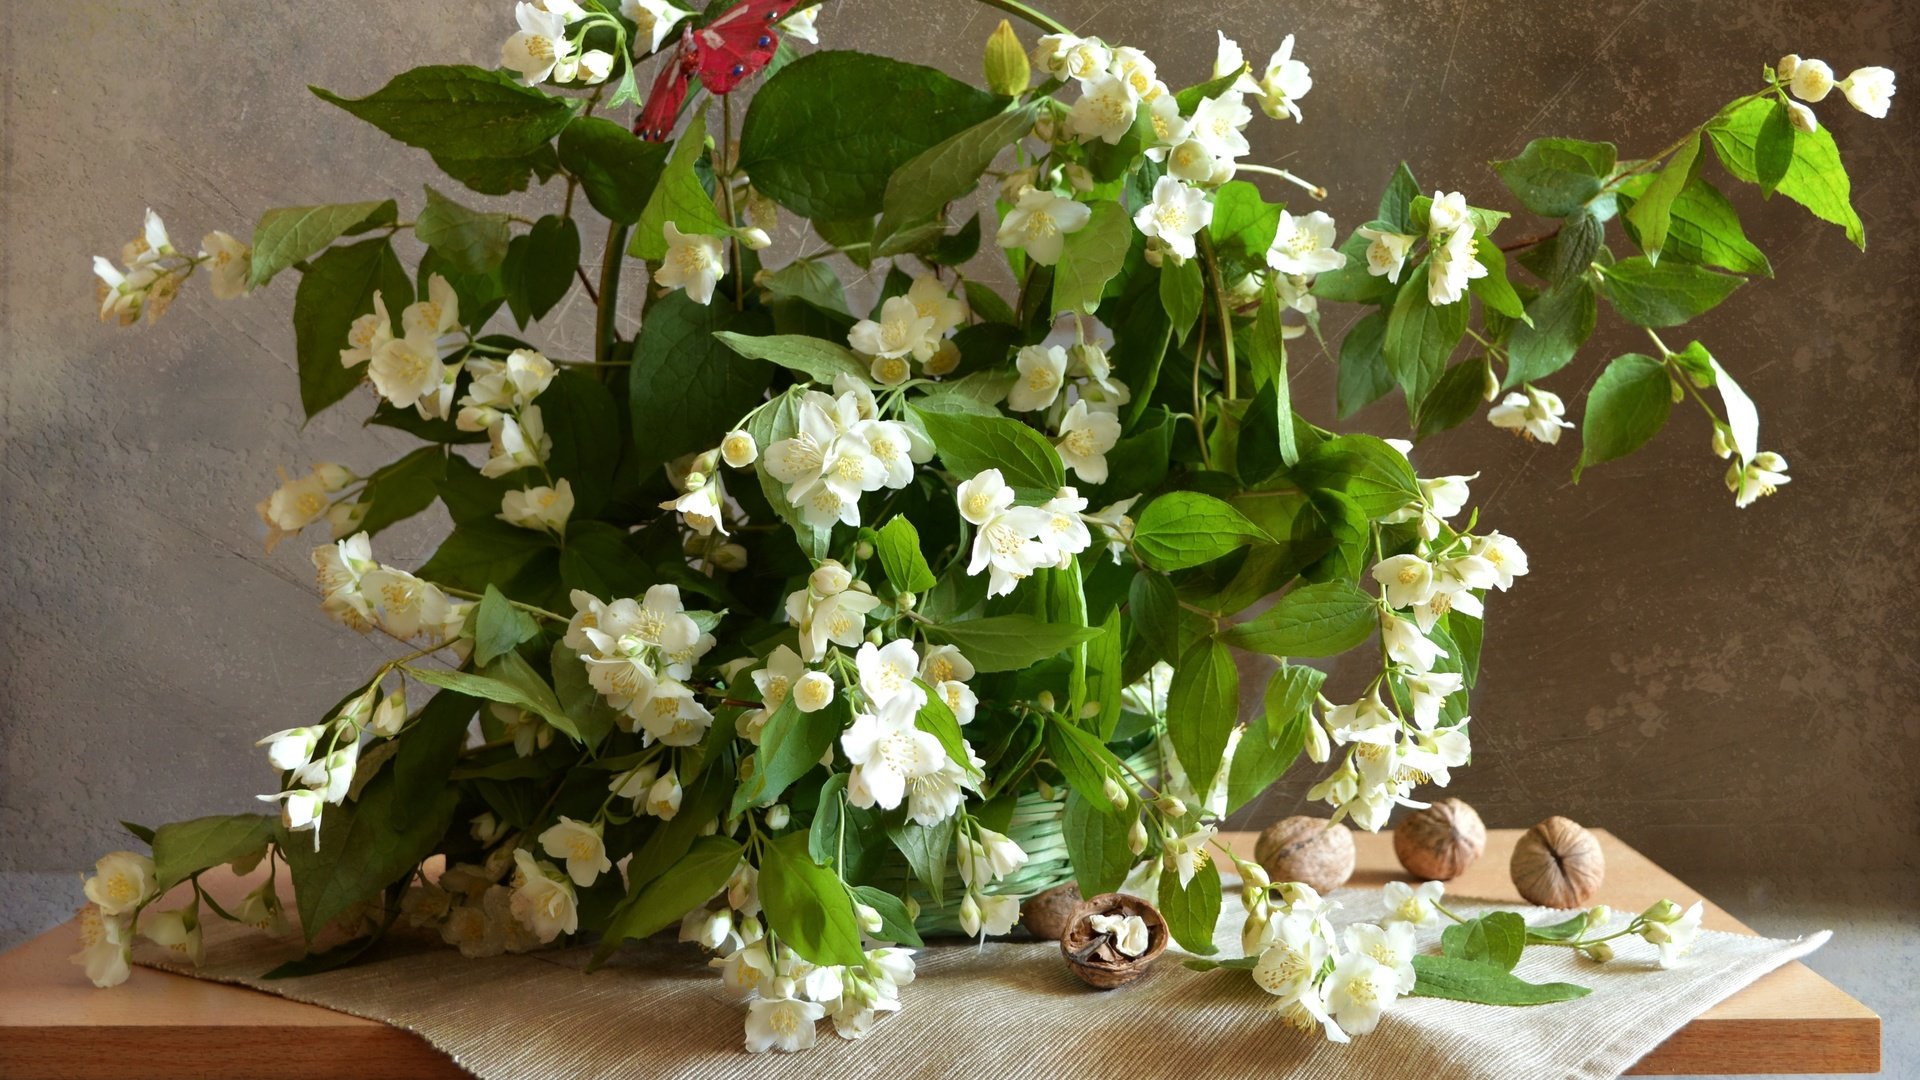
(634, 0, 799, 141)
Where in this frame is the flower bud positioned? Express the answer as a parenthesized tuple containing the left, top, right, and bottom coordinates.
(712, 543, 748, 572)
(369, 688, 408, 737)
(998, 167, 1037, 204)
(1067, 341, 1110, 378)
(1775, 54, 1801, 82)
(1127, 816, 1149, 855)
(765, 804, 791, 830)
(1239, 860, 1271, 892)
(959, 893, 983, 937)
(312, 463, 354, 491)
(1643, 898, 1682, 924)
(1584, 942, 1615, 963)
(809, 560, 852, 596)
(903, 896, 920, 921)
(1064, 163, 1095, 192)
(983, 19, 1031, 96)
(1035, 778, 1056, 801)
(1789, 57, 1835, 102)
(1241, 909, 1269, 955)
(855, 540, 874, 559)
(740, 227, 772, 251)
(1078, 701, 1101, 720)
(1102, 776, 1127, 808)
(683, 470, 707, 492)
(897, 592, 917, 611)
(1036, 690, 1056, 711)
(1483, 361, 1501, 402)
(1586, 904, 1611, 927)
(922, 338, 961, 376)
(856, 902, 884, 934)
(1156, 794, 1187, 819)
(1786, 99, 1819, 133)
(720, 429, 758, 468)
(1711, 426, 1734, 460)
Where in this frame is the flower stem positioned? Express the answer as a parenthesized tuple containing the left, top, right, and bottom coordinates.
(970, 0, 1070, 36)
(596, 222, 629, 366)
(1198, 233, 1237, 401)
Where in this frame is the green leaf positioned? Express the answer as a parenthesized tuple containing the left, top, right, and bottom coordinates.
(1044, 718, 1127, 816)
(1166, 636, 1238, 797)
(556, 116, 669, 225)
(1226, 664, 1325, 813)
(910, 406, 1064, 491)
(1158, 257, 1204, 341)
(1411, 954, 1592, 1005)
(1083, 607, 1125, 740)
(1222, 580, 1377, 657)
(1158, 859, 1221, 954)
(1468, 237, 1527, 321)
(631, 110, 728, 261)
(1416, 356, 1492, 441)
(1707, 97, 1864, 248)
(875, 104, 1036, 253)
(1544, 207, 1606, 290)
(713, 331, 867, 385)
(1525, 911, 1591, 943)
(281, 768, 456, 942)
(1577, 352, 1672, 478)
(1312, 222, 1396, 304)
(732, 695, 849, 816)
(597, 836, 743, 953)
(415, 186, 511, 275)
(248, 201, 398, 288)
(353, 446, 448, 537)
(1754, 99, 1796, 197)
(473, 585, 540, 666)
(1174, 68, 1250, 115)
(1289, 433, 1421, 520)
(1505, 281, 1596, 389)
(1052, 200, 1131, 316)
(760, 833, 867, 967)
(392, 687, 479, 829)
(915, 686, 981, 783)
(311, 65, 574, 194)
(886, 816, 955, 903)
(1133, 492, 1271, 572)
(417, 517, 554, 593)
(847, 884, 924, 947)
(1383, 262, 1468, 399)
(1377, 162, 1422, 232)
(294, 236, 410, 417)
(875, 516, 937, 594)
(1205, 180, 1283, 277)
(629, 290, 772, 480)
(262, 932, 386, 979)
(922, 615, 1101, 673)
(1129, 570, 1181, 668)
(1441, 911, 1528, 972)
(740, 51, 1006, 221)
(1617, 175, 1771, 277)
(1063, 787, 1139, 897)
(1625, 133, 1701, 265)
(1595, 257, 1743, 328)
(1491, 138, 1617, 217)
(502, 214, 580, 326)
(151, 814, 277, 892)
(402, 655, 578, 743)
(1336, 309, 1394, 419)
(1239, 278, 1296, 470)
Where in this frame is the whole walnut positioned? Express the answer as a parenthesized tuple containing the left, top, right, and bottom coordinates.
(1394, 798, 1486, 880)
(1254, 816, 1355, 893)
(1510, 816, 1605, 908)
(1021, 881, 1083, 941)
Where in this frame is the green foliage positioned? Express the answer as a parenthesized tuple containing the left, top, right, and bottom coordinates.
(1505, 281, 1597, 389)
(629, 292, 772, 479)
(1166, 636, 1238, 797)
(1336, 310, 1393, 418)
(1617, 174, 1771, 276)
(874, 516, 937, 594)
(1158, 860, 1221, 954)
(294, 236, 410, 417)
(1052, 201, 1131, 315)
(876, 104, 1036, 253)
(1133, 492, 1270, 571)
(631, 110, 728, 261)
(911, 406, 1064, 491)
(415, 186, 511, 275)
(597, 837, 744, 953)
(1063, 787, 1138, 896)
(1624, 134, 1702, 265)
(1594, 257, 1743, 327)
(1158, 257, 1204, 341)
(761, 833, 867, 967)
(733, 694, 852, 816)
(1442, 911, 1528, 971)
(922, 615, 1102, 673)
(1288, 433, 1420, 520)
(151, 814, 277, 892)
(1222, 580, 1377, 657)
(472, 585, 540, 666)
(1383, 262, 1468, 399)
(1226, 664, 1324, 813)
(1491, 138, 1617, 217)
(249, 200, 397, 288)
(281, 766, 457, 942)
(714, 332, 867, 384)
(1577, 353, 1672, 478)
(502, 214, 580, 327)
(556, 116, 669, 225)
(1707, 97, 1864, 248)
(1411, 955, 1592, 1005)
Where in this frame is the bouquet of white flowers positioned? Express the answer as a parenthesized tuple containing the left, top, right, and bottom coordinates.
(76, 0, 1891, 1053)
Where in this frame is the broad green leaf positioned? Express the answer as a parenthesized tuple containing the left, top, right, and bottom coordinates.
(1226, 664, 1325, 813)
(1468, 237, 1527, 321)
(1158, 256, 1204, 340)
(874, 516, 937, 594)
(1416, 356, 1493, 441)
(249, 200, 398, 288)
(1616, 175, 1771, 277)
(848, 885, 925, 947)
(311, 65, 575, 195)
(152, 814, 277, 892)
(1289, 433, 1421, 520)
(1223, 580, 1377, 657)
(1044, 717, 1128, 815)
(1411, 954, 1592, 1005)
(556, 115, 669, 224)
(1577, 353, 1671, 478)
(281, 767, 456, 942)
(761, 833, 867, 967)
(1129, 569, 1181, 668)
(1625, 133, 1701, 265)
(740, 51, 1006, 221)
(354, 446, 447, 537)
(1166, 636, 1238, 797)
(1754, 99, 1796, 197)
(501, 214, 580, 326)
(418, 517, 554, 593)
(1491, 138, 1617, 217)
(631, 110, 726, 261)
(1707, 97, 1864, 248)
(1441, 911, 1528, 972)
(415, 186, 511, 275)
(1238, 280, 1296, 476)
(922, 615, 1102, 673)
(1383, 262, 1467, 399)
(810, 773, 884, 882)
(713, 331, 867, 384)
(1525, 911, 1591, 943)
(629, 291, 773, 479)
(1505, 281, 1597, 389)
(1084, 607, 1125, 740)
(1336, 309, 1394, 419)
(1133, 492, 1271, 572)
(402, 655, 578, 743)
(1595, 257, 1743, 328)
(1312, 221, 1396, 304)
(1158, 859, 1221, 954)
(1377, 162, 1422, 232)
(731, 695, 850, 816)
(1052, 201, 1130, 316)
(915, 369, 1016, 415)
(473, 584, 540, 666)
(597, 836, 743, 952)
(886, 816, 955, 903)
(1206, 181, 1284, 279)
(1545, 207, 1606, 290)
(294, 236, 410, 417)
(914, 684, 982, 782)
(875, 104, 1036, 252)
(1063, 787, 1138, 897)
(392, 686, 479, 829)
(1174, 68, 1250, 114)
(765, 259, 853, 317)
(910, 406, 1064, 491)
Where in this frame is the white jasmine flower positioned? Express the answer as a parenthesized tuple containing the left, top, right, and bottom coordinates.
(256, 468, 333, 549)
(1188, 91, 1253, 163)
(292, 740, 359, 804)
(1426, 190, 1472, 239)
(1034, 33, 1111, 83)
(1069, 73, 1140, 145)
(1402, 670, 1464, 732)
(680, 906, 734, 950)
(360, 566, 456, 641)
(958, 828, 1028, 886)
(537, 816, 612, 887)
(257, 726, 323, 771)
(621, 0, 691, 53)
(369, 328, 453, 416)
(1143, 95, 1191, 158)
(1841, 66, 1896, 118)
(501, 2, 576, 85)
(1786, 99, 1820, 133)
(1038, 488, 1094, 568)
(1381, 613, 1448, 672)
(658, 222, 725, 305)
(996, 188, 1091, 266)
(663, 471, 729, 536)
(957, 469, 1054, 598)
(509, 849, 579, 942)
(1428, 224, 1487, 306)
(1726, 451, 1791, 509)
(1212, 31, 1259, 91)
(745, 987, 826, 1053)
(141, 907, 204, 967)
(499, 479, 574, 533)
(1346, 920, 1418, 995)
(1788, 57, 1835, 102)
(791, 586, 881, 662)
(1324, 689, 1396, 745)
(199, 231, 252, 300)
(1253, 913, 1329, 1004)
(72, 904, 133, 988)
(779, 4, 821, 45)
(369, 688, 408, 737)
(1488, 385, 1574, 444)
(1356, 226, 1416, 283)
(1323, 951, 1400, 1036)
(1085, 495, 1139, 564)
(919, 644, 974, 686)
(261, 788, 327, 835)
(1165, 824, 1217, 889)
(792, 671, 835, 713)
(1055, 399, 1121, 483)
(934, 679, 977, 725)
(855, 638, 922, 708)
(339, 293, 394, 370)
(610, 761, 660, 804)
(83, 852, 157, 917)
(1371, 553, 1436, 609)
(977, 894, 1021, 935)
(849, 295, 935, 360)
(1009, 344, 1069, 412)
(1435, 551, 1499, 596)
(647, 769, 683, 819)
(1642, 900, 1705, 968)
(843, 693, 945, 811)
(907, 273, 966, 339)
(1466, 530, 1527, 590)
(1133, 176, 1212, 261)
(1402, 725, 1471, 787)
(573, 49, 614, 85)
(1253, 34, 1313, 122)
(905, 745, 977, 826)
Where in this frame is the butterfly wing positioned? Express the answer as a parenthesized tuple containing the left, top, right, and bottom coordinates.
(635, 32, 698, 141)
(693, 0, 799, 94)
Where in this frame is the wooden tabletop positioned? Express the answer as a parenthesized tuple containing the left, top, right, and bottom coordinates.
(0, 829, 1879, 1079)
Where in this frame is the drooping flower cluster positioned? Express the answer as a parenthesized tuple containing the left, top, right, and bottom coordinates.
(91, 210, 252, 325)
(1774, 54, 1895, 130)
(566, 585, 719, 747)
(847, 273, 969, 384)
(764, 380, 928, 530)
(955, 470, 1095, 597)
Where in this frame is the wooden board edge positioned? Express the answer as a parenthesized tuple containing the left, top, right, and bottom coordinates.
(1627, 1015, 1882, 1075)
(0, 1024, 468, 1080)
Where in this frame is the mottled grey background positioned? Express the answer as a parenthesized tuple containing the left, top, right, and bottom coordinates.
(2, 0, 1914, 1069)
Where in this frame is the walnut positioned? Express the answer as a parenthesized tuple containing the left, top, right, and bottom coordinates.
(1394, 798, 1487, 880)
(1253, 815, 1355, 893)
(1510, 816, 1605, 908)
(1020, 881, 1083, 941)
(1059, 893, 1168, 989)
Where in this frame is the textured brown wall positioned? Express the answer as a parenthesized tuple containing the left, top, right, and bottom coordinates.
(2, 0, 1915, 955)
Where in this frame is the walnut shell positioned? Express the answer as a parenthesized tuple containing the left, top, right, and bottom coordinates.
(1510, 816, 1605, 908)
(1021, 881, 1083, 941)
(1394, 798, 1487, 880)
(1059, 893, 1169, 989)
(1254, 815, 1355, 893)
